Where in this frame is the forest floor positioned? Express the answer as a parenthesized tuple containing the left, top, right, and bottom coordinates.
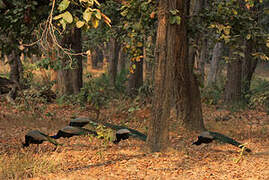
(1, 63, 269, 179)
(0, 97, 269, 180)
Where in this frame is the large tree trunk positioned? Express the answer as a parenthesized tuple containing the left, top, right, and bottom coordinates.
(174, 0, 205, 131)
(58, 28, 82, 95)
(147, 0, 171, 152)
(242, 40, 257, 94)
(207, 42, 223, 86)
(224, 51, 242, 104)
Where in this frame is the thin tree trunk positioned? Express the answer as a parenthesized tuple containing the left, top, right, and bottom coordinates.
(8, 50, 23, 88)
(242, 40, 257, 94)
(108, 38, 120, 86)
(127, 59, 143, 95)
(58, 28, 82, 95)
(118, 46, 127, 73)
(224, 51, 242, 103)
(207, 42, 223, 86)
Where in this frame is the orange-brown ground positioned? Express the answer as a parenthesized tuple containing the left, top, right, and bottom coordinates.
(0, 98, 268, 180)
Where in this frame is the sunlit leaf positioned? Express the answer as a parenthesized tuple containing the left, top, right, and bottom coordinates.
(95, 10, 102, 20)
(83, 8, 93, 22)
(62, 11, 73, 23)
(58, 0, 70, 12)
(76, 20, 85, 28)
(53, 13, 64, 20)
(59, 19, 66, 30)
(137, 42, 143, 47)
(92, 18, 99, 28)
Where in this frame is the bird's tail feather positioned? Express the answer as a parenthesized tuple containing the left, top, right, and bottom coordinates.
(209, 131, 251, 152)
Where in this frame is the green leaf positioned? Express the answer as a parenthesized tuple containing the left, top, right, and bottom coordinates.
(95, 10, 101, 20)
(83, 8, 93, 22)
(62, 11, 73, 23)
(170, 9, 179, 15)
(59, 19, 66, 30)
(121, 9, 128, 17)
(169, 16, 176, 24)
(58, 0, 70, 12)
(53, 13, 64, 20)
(175, 16, 181, 25)
(76, 20, 85, 28)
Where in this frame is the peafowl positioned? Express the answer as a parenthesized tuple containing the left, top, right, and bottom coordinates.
(69, 117, 90, 127)
(113, 129, 131, 144)
(86, 119, 147, 142)
(50, 126, 98, 139)
(192, 131, 251, 152)
(22, 130, 60, 147)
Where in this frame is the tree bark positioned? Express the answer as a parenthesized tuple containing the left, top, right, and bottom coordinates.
(147, 0, 170, 152)
(108, 38, 120, 86)
(242, 40, 257, 94)
(58, 28, 83, 95)
(224, 50, 242, 104)
(207, 42, 223, 86)
(8, 50, 23, 88)
(127, 58, 143, 96)
(174, 0, 205, 131)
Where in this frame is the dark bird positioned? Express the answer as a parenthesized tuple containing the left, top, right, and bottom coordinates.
(192, 131, 214, 145)
(86, 120, 147, 142)
(113, 129, 131, 144)
(192, 131, 251, 153)
(50, 126, 97, 139)
(22, 130, 60, 147)
(69, 117, 90, 127)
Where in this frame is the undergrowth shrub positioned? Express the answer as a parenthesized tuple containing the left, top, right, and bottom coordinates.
(58, 71, 129, 108)
(248, 77, 269, 112)
(201, 84, 224, 105)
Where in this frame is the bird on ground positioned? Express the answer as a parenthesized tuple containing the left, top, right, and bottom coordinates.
(22, 130, 60, 147)
(69, 117, 90, 127)
(50, 126, 98, 139)
(192, 131, 251, 153)
(113, 129, 131, 144)
(192, 131, 214, 145)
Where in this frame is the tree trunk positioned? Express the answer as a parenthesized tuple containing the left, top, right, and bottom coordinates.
(58, 28, 82, 95)
(242, 40, 257, 94)
(8, 50, 23, 88)
(147, 0, 171, 152)
(224, 51, 242, 104)
(108, 38, 120, 86)
(127, 59, 143, 96)
(118, 46, 127, 73)
(207, 42, 223, 86)
(174, 0, 205, 131)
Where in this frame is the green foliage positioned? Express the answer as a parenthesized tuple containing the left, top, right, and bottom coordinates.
(0, 1, 50, 56)
(169, 9, 181, 25)
(53, 0, 111, 31)
(198, 0, 269, 61)
(60, 71, 128, 108)
(248, 77, 269, 111)
(201, 85, 224, 105)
